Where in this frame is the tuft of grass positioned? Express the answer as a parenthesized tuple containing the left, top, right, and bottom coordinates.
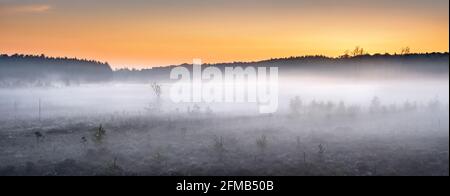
(213, 136, 226, 154)
(93, 124, 106, 144)
(34, 131, 44, 143)
(256, 135, 268, 153)
(318, 144, 325, 154)
(104, 158, 124, 175)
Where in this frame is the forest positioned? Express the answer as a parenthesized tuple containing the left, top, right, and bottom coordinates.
(1, 52, 448, 86)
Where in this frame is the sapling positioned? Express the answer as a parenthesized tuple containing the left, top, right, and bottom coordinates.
(151, 82, 162, 112)
(318, 144, 326, 162)
(105, 157, 123, 175)
(297, 136, 307, 164)
(93, 124, 106, 144)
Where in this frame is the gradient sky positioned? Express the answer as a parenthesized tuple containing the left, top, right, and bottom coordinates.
(1, 0, 449, 68)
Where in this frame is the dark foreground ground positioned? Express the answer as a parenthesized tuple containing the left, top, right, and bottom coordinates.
(0, 110, 448, 176)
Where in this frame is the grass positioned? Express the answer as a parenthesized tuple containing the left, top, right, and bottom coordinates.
(0, 103, 448, 176)
(93, 124, 106, 144)
(256, 135, 268, 154)
(212, 136, 226, 161)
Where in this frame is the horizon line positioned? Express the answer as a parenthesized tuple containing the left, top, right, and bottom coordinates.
(2, 51, 449, 70)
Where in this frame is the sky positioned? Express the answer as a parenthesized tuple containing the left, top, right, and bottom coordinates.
(0, 0, 449, 69)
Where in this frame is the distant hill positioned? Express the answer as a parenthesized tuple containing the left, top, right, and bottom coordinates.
(0, 54, 113, 87)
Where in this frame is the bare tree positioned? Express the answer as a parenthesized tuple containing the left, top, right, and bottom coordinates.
(340, 50, 351, 58)
(151, 82, 162, 99)
(352, 46, 365, 56)
(401, 47, 411, 55)
(148, 82, 163, 112)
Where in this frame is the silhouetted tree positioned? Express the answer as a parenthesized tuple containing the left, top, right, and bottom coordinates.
(352, 46, 365, 56)
(401, 47, 411, 55)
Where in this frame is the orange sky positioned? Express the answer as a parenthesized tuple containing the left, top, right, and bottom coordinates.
(0, 0, 448, 69)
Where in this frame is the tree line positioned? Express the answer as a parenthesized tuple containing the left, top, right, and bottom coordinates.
(0, 54, 113, 87)
(0, 52, 448, 86)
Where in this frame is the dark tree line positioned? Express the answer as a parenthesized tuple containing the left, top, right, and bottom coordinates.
(0, 54, 113, 87)
(0, 52, 448, 86)
(114, 52, 449, 82)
